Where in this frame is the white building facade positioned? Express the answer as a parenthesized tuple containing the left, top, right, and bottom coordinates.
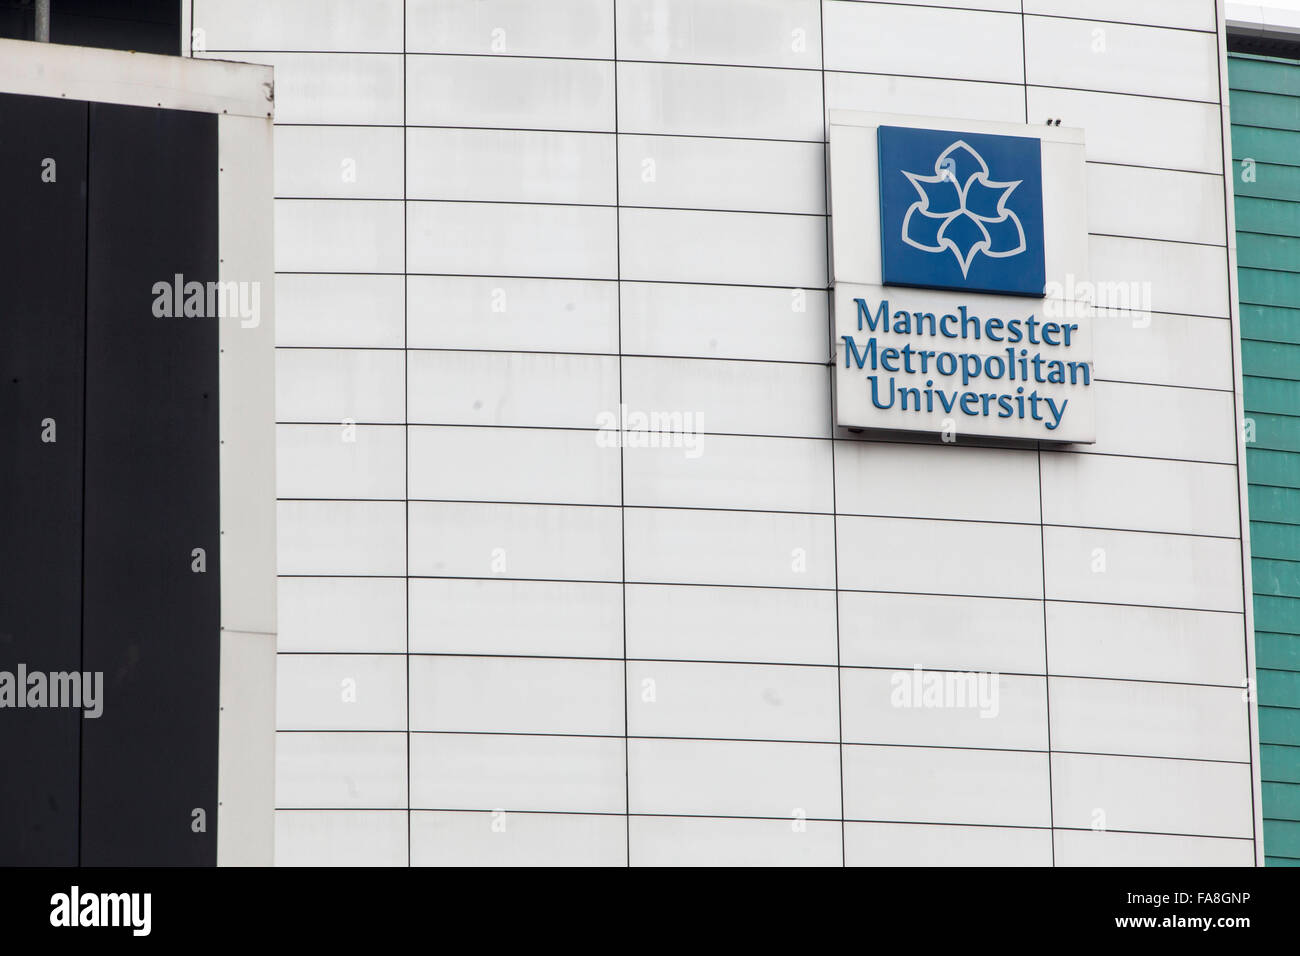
(191, 0, 1263, 866)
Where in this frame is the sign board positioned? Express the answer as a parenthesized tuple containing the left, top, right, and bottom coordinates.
(830, 111, 1095, 443)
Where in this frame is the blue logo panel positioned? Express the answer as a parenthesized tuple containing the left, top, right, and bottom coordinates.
(878, 125, 1045, 297)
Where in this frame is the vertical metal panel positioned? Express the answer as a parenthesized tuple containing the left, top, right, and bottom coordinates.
(80, 102, 220, 865)
(215, 112, 278, 866)
(0, 92, 87, 866)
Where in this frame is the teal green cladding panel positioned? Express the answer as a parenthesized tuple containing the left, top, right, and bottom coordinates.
(1231, 51, 1300, 863)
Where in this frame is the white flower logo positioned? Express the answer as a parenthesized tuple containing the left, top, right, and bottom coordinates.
(901, 140, 1027, 277)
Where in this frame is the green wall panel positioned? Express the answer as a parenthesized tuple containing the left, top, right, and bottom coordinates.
(1245, 449, 1300, 488)
(1262, 744, 1300, 783)
(1230, 55, 1300, 97)
(1257, 632, 1300, 670)
(1239, 269, 1300, 307)
(1263, 820, 1300, 859)
(1259, 667, 1300, 701)
(1242, 304, 1300, 345)
(1264, 781, 1300, 820)
(1232, 162, 1300, 203)
(1232, 51, 1300, 864)
(1230, 90, 1300, 131)
(1260, 705, 1300, 745)
(1256, 594, 1300, 635)
(1242, 341, 1300, 379)
(1250, 522, 1300, 559)
(1249, 485, 1300, 519)
(1237, 232, 1300, 270)
(1233, 198, 1300, 239)
(1243, 376, 1300, 415)
(1243, 412, 1300, 453)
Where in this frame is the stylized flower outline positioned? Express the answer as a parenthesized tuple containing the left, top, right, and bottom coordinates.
(900, 140, 1027, 278)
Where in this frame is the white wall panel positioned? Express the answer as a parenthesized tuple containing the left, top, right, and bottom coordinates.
(1026, 86, 1223, 173)
(1050, 677, 1250, 762)
(409, 425, 620, 505)
(407, 276, 619, 354)
(1089, 235, 1230, 318)
(623, 434, 832, 513)
(224, 53, 403, 125)
(276, 274, 405, 349)
(620, 281, 828, 364)
(627, 661, 839, 741)
(409, 501, 623, 581)
(277, 500, 406, 576)
(620, 207, 826, 288)
(621, 357, 830, 438)
(408, 201, 618, 279)
(276, 199, 405, 273)
(625, 584, 839, 665)
(837, 517, 1044, 599)
(276, 732, 407, 808)
(277, 423, 406, 500)
(1052, 753, 1254, 838)
(278, 577, 407, 653)
(1040, 453, 1241, 538)
(624, 507, 836, 588)
(410, 578, 624, 658)
(407, 55, 614, 130)
(846, 822, 1052, 866)
(630, 815, 842, 866)
(1053, 829, 1255, 867)
(410, 656, 624, 735)
(824, 71, 1025, 124)
(409, 733, 626, 812)
(275, 811, 407, 866)
(628, 738, 841, 818)
(823, 2, 1023, 83)
(874, 0, 1019, 11)
(1025, 16, 1220, 103)
(839, 591, 1046, 674)
(275, 126, 403, 199)
(1043, 526, 1245, 612)
(407, 128, 614, 205)
(843, 745, 1052, 826)
(1046, 601, 1246, 685)
(1087, 164, 1226, 245)
(618, 134, 824, 214)
(1085, 381, 1238, 463)
(411, 811, 627, 866)
(841, 669, 1047, 750)
(406, 0, 615, 58)
(617, 61, 823, 140)
(408, 351, 618, 428)
(1093, 309, 1234, 391)
(276, 348, 405, 423)
(195, 0, 404, 52)
(277, 654, 406, 730)
(616, 0, 822, 68)
(1024, 0, 1216, 31)
(834, 442, 1040, 523)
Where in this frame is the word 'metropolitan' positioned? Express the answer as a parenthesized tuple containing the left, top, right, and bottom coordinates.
(841, 298, 1092, 432)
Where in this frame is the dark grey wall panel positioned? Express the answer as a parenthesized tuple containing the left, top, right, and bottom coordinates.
(0, 92, 87, 866)
(0, 0, 181, 55)
(80, 102, 220, 866)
